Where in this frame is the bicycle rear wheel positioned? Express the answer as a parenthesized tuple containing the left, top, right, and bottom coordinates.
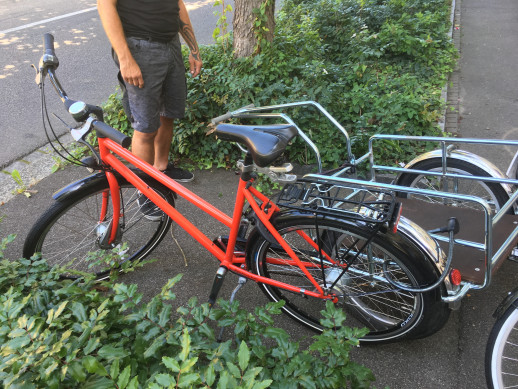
(396, 158, 509, 212)
(247, 213, 449, 343)
(486, 304, 518, 389)
(23, 175, 174, 279)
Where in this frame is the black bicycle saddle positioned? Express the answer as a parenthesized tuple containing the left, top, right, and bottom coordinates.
(215, 124, 297, 167)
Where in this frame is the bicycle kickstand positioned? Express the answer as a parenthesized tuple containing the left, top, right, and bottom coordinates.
(217, 275, 248, 342)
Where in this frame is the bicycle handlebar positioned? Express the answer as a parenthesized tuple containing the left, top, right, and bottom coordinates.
(39, 33, 131, 148)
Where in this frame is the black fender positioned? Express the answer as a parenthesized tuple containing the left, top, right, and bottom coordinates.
(52, 169, 176, 202)
(245, 209, 442, 285)
(53, 171, 109, 201)
(493, 288, 518, 320)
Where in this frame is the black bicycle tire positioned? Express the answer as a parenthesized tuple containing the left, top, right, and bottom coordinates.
(23, 175, 174, 279)
(485, 304, 518, 389)
(246, 213, 449, 343)
(396, 158, 510, 211)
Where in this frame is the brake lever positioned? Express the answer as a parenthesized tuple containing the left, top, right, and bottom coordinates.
(31, 64, 43, 87)
(70, 117, 95, 142)
(69, 117, 103, 166)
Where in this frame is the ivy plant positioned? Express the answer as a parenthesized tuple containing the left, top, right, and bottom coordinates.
(0, 235, 376, 388)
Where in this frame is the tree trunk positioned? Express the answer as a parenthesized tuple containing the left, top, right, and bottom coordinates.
(233, 0, 275, 58)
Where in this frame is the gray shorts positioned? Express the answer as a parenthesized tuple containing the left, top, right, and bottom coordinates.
(113, 36, 187, 133)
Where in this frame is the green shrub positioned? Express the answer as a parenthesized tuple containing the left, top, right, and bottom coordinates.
(0, 235, 376, 388)
(102, 0, 456, 170)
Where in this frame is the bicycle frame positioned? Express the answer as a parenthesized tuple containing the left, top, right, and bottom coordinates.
(97, 136, 335, 301)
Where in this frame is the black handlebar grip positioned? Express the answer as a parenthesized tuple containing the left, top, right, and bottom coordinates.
(93, 121, 132, 149)
(43, 33, 56, 56)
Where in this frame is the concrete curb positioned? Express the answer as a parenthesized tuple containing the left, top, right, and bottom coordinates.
(0, 137, 72, 205)
(444, 0, 462, 135)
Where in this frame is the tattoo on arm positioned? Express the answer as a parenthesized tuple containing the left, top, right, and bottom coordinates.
(179, 20, 200, 61)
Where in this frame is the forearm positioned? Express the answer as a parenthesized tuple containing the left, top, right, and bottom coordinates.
(178, 0, 200, 61)
(97, 0, 143, 86)
(97, 0, 131, 62)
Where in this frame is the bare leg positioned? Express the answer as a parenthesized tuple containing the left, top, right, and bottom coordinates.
(131, 131, 156, 165)
(154, 116, 174, 171)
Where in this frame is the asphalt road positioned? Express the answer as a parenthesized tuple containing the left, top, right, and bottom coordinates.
(0, 0, 226, 169)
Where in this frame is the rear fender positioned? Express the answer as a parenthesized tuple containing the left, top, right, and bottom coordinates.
(245, 210, 449, 291)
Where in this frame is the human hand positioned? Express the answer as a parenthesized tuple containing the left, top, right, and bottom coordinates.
(120, 57, 144, 88)
(188, 52, 202, 77)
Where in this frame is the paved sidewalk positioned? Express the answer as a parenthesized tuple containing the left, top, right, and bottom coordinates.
(1, 0, 518, 387)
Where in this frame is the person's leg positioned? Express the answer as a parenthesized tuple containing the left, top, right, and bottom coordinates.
(153, 116, 174, 171)
(155, 36, 193, 182)
(131, 130, 157, 165)
(116, 38, 168, 166)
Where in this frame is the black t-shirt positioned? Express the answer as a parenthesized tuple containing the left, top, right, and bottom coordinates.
(117, 0, 180, 41)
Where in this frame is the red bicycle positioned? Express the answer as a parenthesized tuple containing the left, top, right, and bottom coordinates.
(23, 34, 448, 343)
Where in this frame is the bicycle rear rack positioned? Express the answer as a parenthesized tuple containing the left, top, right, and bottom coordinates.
(277, 178, 397, 228)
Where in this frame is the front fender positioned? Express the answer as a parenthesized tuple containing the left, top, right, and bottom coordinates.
(52, 168, 176, 202)
(53, 171, 109, 202)
(400, 149, 514, 197)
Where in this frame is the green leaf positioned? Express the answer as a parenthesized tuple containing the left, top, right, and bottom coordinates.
(155, 373, 176, 386)
(162, 356, 181, 373)
(98, 345, 129, 360)
(178, 373, 201, 388)
(238, 341, 250, 371)
(54, 301, 68, 318)
(226, 362, 240, 378)
(205, 364, 216, 387)
(72, 302, 87, 322)
(69, 361, 87, 383)
(84, 337, 100, 355)
(217, 371, 229, 389)
(83, 356, 108, 376)
(117, 365, 131, 389)
(44, 360, 59, 377)
(82, 375, 113, 389)
(127, 376, 139, 389)
(5, 335, 31, 350)
(264, 327, 289, 341)
(180, 357, 198, 373)
(110, 359, 120, 379)
(252, 380, 274, 389)
(180, 329, 191, 360)
(243, 367, 263, 382)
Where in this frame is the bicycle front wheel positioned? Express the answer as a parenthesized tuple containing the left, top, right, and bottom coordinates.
(486, 304, 518, 389)
(23, 175, 174, 279)
(247, 213, 449, 343)
(395, 158, 509, 212)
